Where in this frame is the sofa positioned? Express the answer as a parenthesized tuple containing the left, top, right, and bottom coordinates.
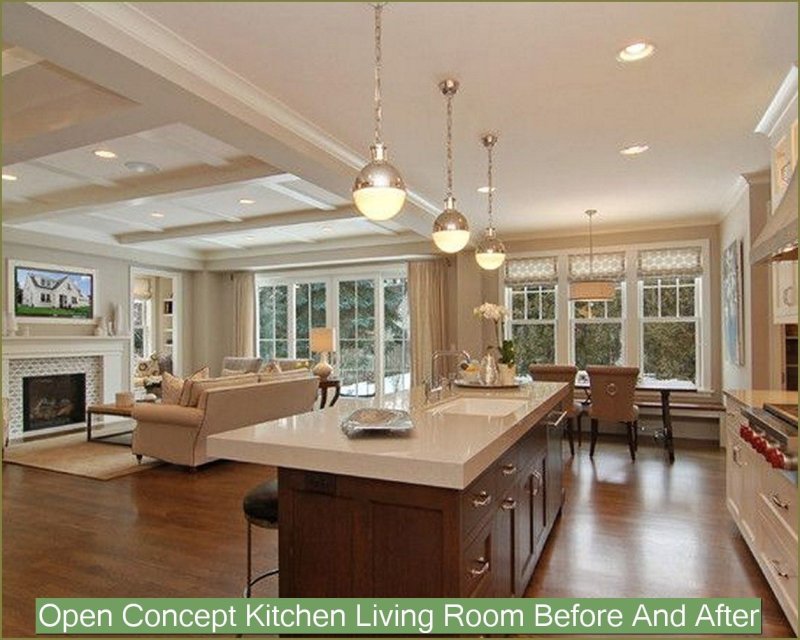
(131, 372, 318, 468)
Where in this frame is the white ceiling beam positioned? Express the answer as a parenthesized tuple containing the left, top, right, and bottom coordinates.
(2, 45, 44, 75)
(115, 205, 360, 245)
(1, 156, 281, 225)
(134, 128, 233, 168)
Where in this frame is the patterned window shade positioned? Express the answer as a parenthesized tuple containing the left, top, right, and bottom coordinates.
(638, 247, 703, 278)
(568, 252, 626, 282)
(504, 257, 558, 285)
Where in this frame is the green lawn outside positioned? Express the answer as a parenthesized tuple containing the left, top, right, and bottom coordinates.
(15, 305, 92, 319)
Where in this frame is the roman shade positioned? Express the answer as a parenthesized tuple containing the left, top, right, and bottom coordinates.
(637, 247, 703, 278)
(504, 256, 558, 285)
(133, 278, 152, 300)
(568, 252, 626, 282)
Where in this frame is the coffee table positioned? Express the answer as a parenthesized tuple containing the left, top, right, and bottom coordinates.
(86, 403, 138, 446)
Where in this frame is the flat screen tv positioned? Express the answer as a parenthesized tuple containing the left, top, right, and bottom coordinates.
(13, 265, 94, 320)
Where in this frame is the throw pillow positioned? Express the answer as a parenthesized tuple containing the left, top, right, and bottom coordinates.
(221, 368, 244, 377)
(135, 357, 160, 378)
(178, 366, 210, 406)
(161, 371, 184, 405)
(259, 360, 283, 374)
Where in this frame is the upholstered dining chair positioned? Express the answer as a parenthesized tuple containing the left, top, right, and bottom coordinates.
(528, 364, 585, 456)
(585, 366, 639, 461)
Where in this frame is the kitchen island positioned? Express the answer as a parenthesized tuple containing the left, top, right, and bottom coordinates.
(207, 381, 569, 597)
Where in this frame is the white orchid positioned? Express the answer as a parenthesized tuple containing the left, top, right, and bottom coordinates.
(473, 302, 508, 322)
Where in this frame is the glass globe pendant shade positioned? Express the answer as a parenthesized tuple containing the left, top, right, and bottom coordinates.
(353, 143, 406, 221)
(475, 227, 506, 270)
(432, 196, 470, 253)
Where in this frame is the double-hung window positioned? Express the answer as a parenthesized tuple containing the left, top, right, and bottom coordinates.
(638, 247, 703, 384)
(568, 252, 626, 369)
(132, 298, 152, 360)
(504, 257, 558, 364)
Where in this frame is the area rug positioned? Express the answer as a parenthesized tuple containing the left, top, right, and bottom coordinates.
(2, 430, 161, 480)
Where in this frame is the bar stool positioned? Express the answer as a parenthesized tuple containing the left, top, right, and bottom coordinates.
(243, 479, 279, 597)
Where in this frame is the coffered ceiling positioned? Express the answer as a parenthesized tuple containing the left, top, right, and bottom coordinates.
(1, 2, 797, 269)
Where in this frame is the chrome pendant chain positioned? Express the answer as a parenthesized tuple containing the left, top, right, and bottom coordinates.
(372, 2, 384, 145)
(586, 209, 596, 277)
(445, 91, 454, 198)
(487, 140, 494, 228)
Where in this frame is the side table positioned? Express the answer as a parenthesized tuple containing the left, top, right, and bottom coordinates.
(86, 402, 140, 446)
(318, 378, 341, 409)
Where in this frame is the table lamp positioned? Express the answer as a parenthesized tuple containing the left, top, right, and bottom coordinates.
(310, 327, 336, 379)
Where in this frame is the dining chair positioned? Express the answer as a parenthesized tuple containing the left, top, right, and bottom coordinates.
(585, 366, 639, 461)
(528, 364, 584, 456)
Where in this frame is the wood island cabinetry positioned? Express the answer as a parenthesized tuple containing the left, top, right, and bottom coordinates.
(277, 411, 566, 597)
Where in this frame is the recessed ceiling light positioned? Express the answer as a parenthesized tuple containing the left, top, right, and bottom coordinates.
(93, 149, 117, 159)
(2, 173, 18, 182)
(124, 161, 160, 174)
(239, 198, 256, 205)
(245, 234, 256, 240)
(620, 144, 650, 156)
(322, 226, 333, 233)
(150, 212, 165, 219)
(617, 41, 655, 62)
(477, 186, 496, 194)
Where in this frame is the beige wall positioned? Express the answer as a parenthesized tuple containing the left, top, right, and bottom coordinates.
(718, 174, 771, 391)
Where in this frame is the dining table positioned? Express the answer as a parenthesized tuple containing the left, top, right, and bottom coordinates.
(574, 377, 697, 464)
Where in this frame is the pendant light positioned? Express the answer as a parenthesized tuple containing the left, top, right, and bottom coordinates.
(432, 79, 470, 253)
(352, 2, 406, 221)
(569, 209, 615, 301)
(475, 134, 506, 270)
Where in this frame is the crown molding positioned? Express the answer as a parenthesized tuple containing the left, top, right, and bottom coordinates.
(755, 64, 798, 137)
(719, 175, 751, 218)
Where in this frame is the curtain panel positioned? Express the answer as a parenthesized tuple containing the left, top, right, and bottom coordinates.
(408, 260, 450, 387)
(232, 271, 256, 358)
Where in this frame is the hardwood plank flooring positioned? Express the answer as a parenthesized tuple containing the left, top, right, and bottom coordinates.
(2, 439, 794, 637)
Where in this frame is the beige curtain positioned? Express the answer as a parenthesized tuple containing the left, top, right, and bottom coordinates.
(232, 271, 256, 358)
(408, 260, 450, 386)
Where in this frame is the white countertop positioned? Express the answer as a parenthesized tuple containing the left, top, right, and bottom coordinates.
(207, 381, 568, 489)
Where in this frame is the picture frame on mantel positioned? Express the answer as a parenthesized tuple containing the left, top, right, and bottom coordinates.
(722, 239, 745, 366)
(7, 259, 96, 325)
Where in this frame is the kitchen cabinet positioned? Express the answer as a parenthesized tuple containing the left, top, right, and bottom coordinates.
(772, 260, 798, 324)
(277, 410, 566, 598)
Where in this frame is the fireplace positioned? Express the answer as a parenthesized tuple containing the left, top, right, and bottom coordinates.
(22, 373, 86, 432)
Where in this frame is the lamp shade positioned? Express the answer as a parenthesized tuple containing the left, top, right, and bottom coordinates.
(569, 280, 616, 301)
(310, 327, 336, 353)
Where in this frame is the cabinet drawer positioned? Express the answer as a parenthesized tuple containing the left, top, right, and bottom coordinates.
(757, 510, 798, 631)
(759, 469, 798, 549)
(461, 467, 497, 534)
(461, 518, 494, 597)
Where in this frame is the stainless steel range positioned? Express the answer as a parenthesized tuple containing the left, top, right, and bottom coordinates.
(740, 402, 798, 471)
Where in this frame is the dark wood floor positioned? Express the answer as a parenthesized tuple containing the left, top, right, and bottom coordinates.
(2, 438, 793, 637)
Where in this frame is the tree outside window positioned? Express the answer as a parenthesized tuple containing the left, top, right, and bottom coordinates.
(506, 284, 557, 368)
(571, 285, 625, 370)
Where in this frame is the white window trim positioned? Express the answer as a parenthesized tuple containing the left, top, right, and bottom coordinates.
(568, 284, 627, 367)
(504, 283, 559, 364)
(497, 238, 712, 390)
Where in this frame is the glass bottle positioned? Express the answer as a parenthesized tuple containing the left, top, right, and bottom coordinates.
(480, 346, 499, 386)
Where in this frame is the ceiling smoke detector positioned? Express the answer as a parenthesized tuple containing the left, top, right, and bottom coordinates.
(124, 161, 160, 174)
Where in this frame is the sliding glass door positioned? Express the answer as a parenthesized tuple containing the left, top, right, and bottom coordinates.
(337, 279, 376, 396)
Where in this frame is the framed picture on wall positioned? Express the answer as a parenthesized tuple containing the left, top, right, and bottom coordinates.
(722, 239, 745, 366)
(8, 260, 96, 323)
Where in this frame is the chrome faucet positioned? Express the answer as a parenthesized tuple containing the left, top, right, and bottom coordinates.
(425, 349, 472, 403)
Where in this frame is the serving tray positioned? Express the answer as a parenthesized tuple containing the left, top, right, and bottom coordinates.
(340, 408, 414, 438)
(454, 380, 521, 389)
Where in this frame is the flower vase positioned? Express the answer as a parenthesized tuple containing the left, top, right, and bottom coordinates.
(479, 348, 499, 386)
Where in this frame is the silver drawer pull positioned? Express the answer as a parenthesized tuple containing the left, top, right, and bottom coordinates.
(469, 557, 490, 577)
(770, 494, 790, 510)
(501, 497, 517, 511)
(501, 463, 517, 476)
(471, 491, 492, 508)
(770, 559, 790, 579)
(531, 471, 542, 496)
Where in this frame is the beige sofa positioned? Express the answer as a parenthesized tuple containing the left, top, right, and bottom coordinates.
(131, 373, 318, 468)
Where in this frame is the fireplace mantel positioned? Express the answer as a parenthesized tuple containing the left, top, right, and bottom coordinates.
(2, 336, 130, 438)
